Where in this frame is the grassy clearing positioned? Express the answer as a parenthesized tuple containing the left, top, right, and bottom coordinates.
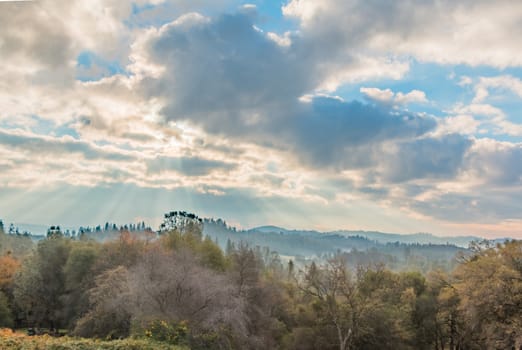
(0, 328, 188, 350)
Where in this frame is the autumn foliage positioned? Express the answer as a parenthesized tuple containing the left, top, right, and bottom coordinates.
(0, 255, 20, 291)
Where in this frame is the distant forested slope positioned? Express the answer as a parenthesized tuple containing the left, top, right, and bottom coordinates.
(203, 219, 466, 272)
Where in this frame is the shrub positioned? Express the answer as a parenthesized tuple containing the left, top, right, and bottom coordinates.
(142, 319, 189, 345)
(0, 328, 188, 350)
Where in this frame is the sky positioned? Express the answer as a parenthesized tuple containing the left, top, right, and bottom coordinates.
(0, 0, 521, 238)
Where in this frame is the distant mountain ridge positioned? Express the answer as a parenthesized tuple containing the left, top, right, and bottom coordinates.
(251, 226, 289, 234)
(248, 226, 506, 248)
(331, 230, 480, 247)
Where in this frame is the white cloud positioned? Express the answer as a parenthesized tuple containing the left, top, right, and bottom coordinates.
(444, 75, 522, 136)
(436, 115, 481, 136)
(473, 75, 522, 102)
(395, 90, 428, 105)
(361, 87, 428, 106)
(360, 87, 394, 103)
(266, 31, 292, 47)
(318, 56, 410, 92)
(458, 76, 473, 86)
(283, 0, 522, 68)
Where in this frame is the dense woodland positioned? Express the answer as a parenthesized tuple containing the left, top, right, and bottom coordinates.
(0, 214, 521, 350)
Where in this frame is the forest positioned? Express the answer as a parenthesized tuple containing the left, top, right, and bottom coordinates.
(0, 213, 521, 350)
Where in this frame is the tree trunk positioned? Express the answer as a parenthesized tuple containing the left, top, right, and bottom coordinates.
(336, 324, 351, 350)
(446, 314, 450, 350)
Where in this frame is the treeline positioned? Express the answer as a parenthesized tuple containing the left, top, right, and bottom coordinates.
(0, 220, 32, 237)
(0, 215, 521, 349)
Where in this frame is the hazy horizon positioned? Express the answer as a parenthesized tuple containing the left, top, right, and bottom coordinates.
(3, 212, 514, 241)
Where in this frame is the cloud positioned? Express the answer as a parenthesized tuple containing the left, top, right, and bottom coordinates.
(395, 90, 428, 105)
(0, 128, 134, 162)
(317, 56, 410, 92)
(0, 2, 72, 69)
(283, 0, 522, 68)
(458, 76, 473, 87)
(285, 97, 437, 169)
(466, 139, 522, 187)
(436, 115, 481, 136)
(142, 12, 316, 133)
(360, 87, 394, 104)
(361, 136, 522, 225)
(361, 87, 428, 106)
(472, 75, 522, 103)
(139, 10, 417, 128)
(139, 13, 437, 171)
(146, 156, 236, 176)
(382, 134, 473, 183)
(447, 76, 522, 137)
(0, 1, 75, 90)
(410, 189, 522, 223)
(266, 31, 292, 47)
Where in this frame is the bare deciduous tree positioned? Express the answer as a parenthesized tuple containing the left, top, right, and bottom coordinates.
(127, 248, 248, 340)
(299, 256, 359, 350)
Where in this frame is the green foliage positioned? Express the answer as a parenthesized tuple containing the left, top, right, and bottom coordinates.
(198, 236, 228, 271)
(140, 320, 188, 345)
(0, 292, 13, 328)
(62, 243, 100, 328)
(188, 330, 228, 350)
(0, 329, 188, 350)
(74, 308, 131, 340)
(161, 228, 228, 271)
(64, 244, 99, 288)
(161, 228, 200, 252)
(14, 237, 72, 329)
(452, 240, 522, 348)
(73, 266, 131, 339)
